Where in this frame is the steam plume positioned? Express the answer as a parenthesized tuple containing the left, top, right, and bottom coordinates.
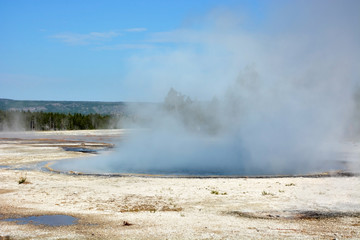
(77, 0, 360, 175)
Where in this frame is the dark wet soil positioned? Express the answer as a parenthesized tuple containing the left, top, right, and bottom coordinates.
(228, 210, 360, 220)
(0, 137, 114, 150)
(62, 147, 99, 154)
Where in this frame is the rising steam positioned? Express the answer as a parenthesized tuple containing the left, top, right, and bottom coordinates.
(64, 0, 360, 175)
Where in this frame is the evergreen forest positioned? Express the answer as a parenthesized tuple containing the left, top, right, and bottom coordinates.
(0, 110, 122, 131)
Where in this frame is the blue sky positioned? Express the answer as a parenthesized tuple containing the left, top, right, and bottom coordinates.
(0, 0, 359, 102)
(0, 0, 269, 101)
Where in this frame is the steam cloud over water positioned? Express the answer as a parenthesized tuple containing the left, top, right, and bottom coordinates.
(59, 0, 360, 175)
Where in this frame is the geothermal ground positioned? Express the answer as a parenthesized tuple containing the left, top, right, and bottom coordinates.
(0, 130, 359, 239)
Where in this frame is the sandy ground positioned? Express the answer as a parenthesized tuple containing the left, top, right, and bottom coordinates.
(0, 130, 359, 239)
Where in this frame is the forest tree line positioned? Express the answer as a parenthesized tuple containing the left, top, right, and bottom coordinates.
(0, 110, 128, 131)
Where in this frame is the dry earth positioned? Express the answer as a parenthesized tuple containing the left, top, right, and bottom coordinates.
(0, 130, 359, 239)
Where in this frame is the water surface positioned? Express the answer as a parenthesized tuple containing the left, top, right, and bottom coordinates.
(4, 215, 78, 226)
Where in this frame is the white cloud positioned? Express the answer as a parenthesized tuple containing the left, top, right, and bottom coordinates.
(50, 28, 147, 46)
(124, 28, 147, 32)
(50, 31, 121, 45)
(94, 43, 154, 51)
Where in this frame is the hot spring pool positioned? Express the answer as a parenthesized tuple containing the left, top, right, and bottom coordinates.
(45, 151, 357, 177)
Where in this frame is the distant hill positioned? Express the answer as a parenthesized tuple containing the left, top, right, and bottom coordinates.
(0, 98, 157, 115)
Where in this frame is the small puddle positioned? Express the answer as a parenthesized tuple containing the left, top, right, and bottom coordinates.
(3, 215, 78, 226)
